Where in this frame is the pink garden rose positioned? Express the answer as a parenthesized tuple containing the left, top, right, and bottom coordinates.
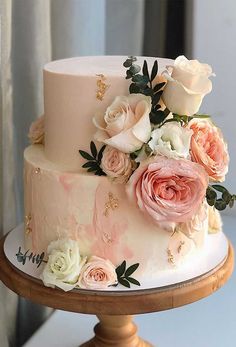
(126, 156, 208, 224)
(189, 119, 229, 182)
(101, 146, 133, 183)
(93, 94, 152, 153)
(28, 115, 45, 144)
(78, 256, 117, 290)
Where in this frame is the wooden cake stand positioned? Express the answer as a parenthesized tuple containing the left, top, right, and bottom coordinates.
(0, 235, 234, 347)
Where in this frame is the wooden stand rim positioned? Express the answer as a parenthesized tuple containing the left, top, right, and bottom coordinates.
(0, 235, 234, 315)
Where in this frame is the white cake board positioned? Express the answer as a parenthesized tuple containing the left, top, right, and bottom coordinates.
(4, 224, 229, 292)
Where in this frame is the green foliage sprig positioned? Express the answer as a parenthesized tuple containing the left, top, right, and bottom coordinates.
(115, 260, 140, 288)
(123, 56, 169, 126)
(16, 247, 46, 268)
(79, 141, 106, 176)
(162, 113, 211, 126)
(206, 185, 236, 210)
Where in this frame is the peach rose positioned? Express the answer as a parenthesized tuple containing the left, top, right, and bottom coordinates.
(126, 156, 208, 224)
(101, 146, 133, 183)
(162, 56, 214, 115)
(28, 115, 45, 144)
(93, 94, 152, 153)
(189, 119, 229, 182)
(78, 256, 117, 290)
(208, 206, 222, 234)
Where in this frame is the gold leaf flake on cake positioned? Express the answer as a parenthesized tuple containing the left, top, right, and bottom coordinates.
(96, 74, 110, 101)
(177, 240, 185, 254)
(25, 214, 32, 235)
(167, 248, 175, 265)
(103, 192, 119, 217)
(34, 167, 41, 174)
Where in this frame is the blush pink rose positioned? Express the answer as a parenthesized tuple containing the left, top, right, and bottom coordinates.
(78, 256, 117, 290)
(126, 156, 208, 224)
(101, 146, 133, 183)
(189, 119, 229, 182)
(28, 115, 45, 144)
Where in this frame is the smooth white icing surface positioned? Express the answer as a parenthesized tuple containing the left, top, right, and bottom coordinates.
(24, 145, 207, 280)
(43, 56, 173, 171)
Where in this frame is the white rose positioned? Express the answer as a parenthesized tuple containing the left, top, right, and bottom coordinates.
(93, 94, 152, 153)
(28, 115, 45, 144)
(41, 239, 86, 291)
(162, 56, 214, 115)
(149, 122, 193, 159)
(208, 206, 222, 234)
(101, 146, 133, 183)
(78, 256, 118, 290)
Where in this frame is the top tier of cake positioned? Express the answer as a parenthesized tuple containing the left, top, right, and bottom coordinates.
(43, 56, 172, 171)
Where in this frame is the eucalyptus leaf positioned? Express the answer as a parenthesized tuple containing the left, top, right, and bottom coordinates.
(129, 64, 141, 75)
(90, 141, 97, 158)
(222, 191, 232, 204)
(123, 59, 133, 68)
(229, 199, 235, 208)
(79, 150, 94, 161)
(126, 277, 140, 286)
(214, 199, 227, 211)
(97, 145, 106, 163)
(151, 60, 158, 81)
(129, 83, 140, 94)
(211, 185, 229, 194)
(132, 74, 149, 85)
(153, 82, 166, 92)
(87, 167, 96, 172)
(206, 187, 217, 200)
(207, 199, 215, 207)
(82, 161, 96, 168)
(118, 278, 131, 288)
(142, 60, 149, 80)
(116, 260, 126, 277)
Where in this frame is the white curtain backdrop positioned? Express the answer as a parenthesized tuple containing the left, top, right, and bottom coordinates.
(0, 0, 144, 346)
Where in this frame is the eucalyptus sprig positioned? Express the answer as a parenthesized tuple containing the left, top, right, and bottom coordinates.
(206, 185, 236, 210)
(79, 141, 106, 176)
(16, 247, 46, 268)
(115, 260, 140, 288)
(123, 56, 169, 126)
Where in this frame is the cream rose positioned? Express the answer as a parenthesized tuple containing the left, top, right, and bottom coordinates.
(78, 256, 117, 290)
(101, 146, 133, 183)
(162, 56, 214, 115)
(126, 156, 208, 224)
(149, 122, 193, 159)
(208, 206, 222, 234)
(28, 115, 45, 144)
(188, 119, 229, 182)
(93, 94, 152, 153)
(41, 239, 86, 291)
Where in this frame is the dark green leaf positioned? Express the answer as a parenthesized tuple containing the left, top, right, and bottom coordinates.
(229, 199, 235, 208)
(193, 114, 210, 119)
(129, 83, 140, 94)
(129, 64, 141, 75)
(153, 82, 166, 92)
(116, 260, 126, 277)
(87, 166, 96, 172)
(125, 263, 139, 277)
(126, 70, 133, 79)
(82, 161, 96, 168)
(128, 56, 137, 62)
(95, 168, 106, 176)
(214, 199, 227, 211)
(118, 277, 130, 288)
(123, 59, 133, 68)
(97, 145, 106, 163)
(152, 91, 163, 106)
(206, 187, 217, 200)
(151, 60, 158, 81)
(142, 60, 149, 80)
(150, 110, 167, 125)
(79, 150, 94, 161)
(211, 185, 229, 194)
(126, 277, 141, 286)
(132, 74, 149, 85)
(207, 199, 215, 207)
(90, 141, 97, 158)
(141, 86, 153, 96)
(222, 191, 232, 204)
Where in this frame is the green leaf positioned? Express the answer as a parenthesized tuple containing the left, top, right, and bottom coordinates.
(141, 86, 153, 96)
(126, 277, 141, 286)
(142, 60, 149, 80)
(222, 191, 232, 204)
(118, 277, 131, 288)
(211, 185, 229, 194)
(129, 64, 141, 75)
(95, 168, 106, 176)
(126, 70, 133, 79)
(90, 141, 97, 158)
(150, 110, 167, 125)
(153, 82, 166, 92)
(229, 199, 235, 208)
(151, 60, 158, 81)
(207, 199, 216, 207)
(123, 59, 133, 68)
(129, 83, 140, 94)
(87, 166, 96, 173)
(116, 260, 126, 277)
(214, 199, 227, 211)
(79, 150, 94, 161)
(82, 161, 96, 168)
(132, 74, 149, 85)
(125, 263, 139, 277)
(152, 91, 163, 106)
(193, 114, 210, 119)
(97, 145, 106, 163)
(206, 187, 217, 200)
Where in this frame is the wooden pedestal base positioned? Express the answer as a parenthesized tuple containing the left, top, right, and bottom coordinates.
(80, 315, 152, 347)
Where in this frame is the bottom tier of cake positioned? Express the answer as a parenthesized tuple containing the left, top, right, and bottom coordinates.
(24, 145, 210, 281)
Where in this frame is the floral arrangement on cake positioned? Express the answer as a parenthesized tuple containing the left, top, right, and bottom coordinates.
(27, 55, 235, 291)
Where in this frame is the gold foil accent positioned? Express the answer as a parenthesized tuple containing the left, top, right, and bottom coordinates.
(104, 192, 119, 217)
(178, 241, 185, 254)
(25, 214, 32, 235)
(96, 74, 110, 101)
(35, 167, 41, 174)
(167, 248, 175, 265)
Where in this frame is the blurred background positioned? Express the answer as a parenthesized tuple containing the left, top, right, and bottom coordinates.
(0, 0, 236, 346)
